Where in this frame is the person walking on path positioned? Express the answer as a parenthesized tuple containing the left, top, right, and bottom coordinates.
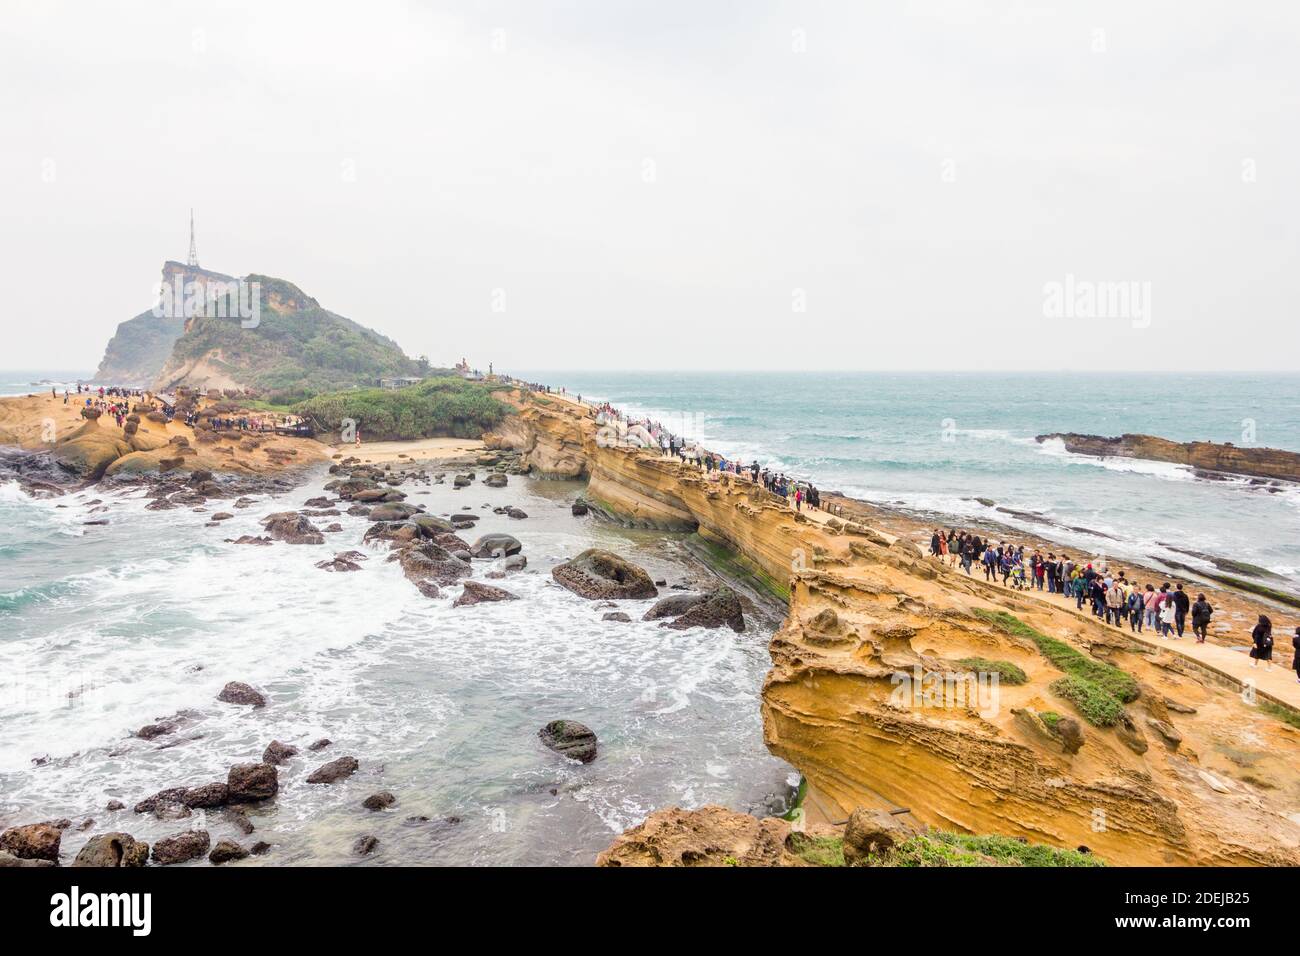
(1293, 626, 1300, 684)
(1250, 615, 1274, 669)
(1190, 594, 1213, 643)
(1172, 584, 1190, 638)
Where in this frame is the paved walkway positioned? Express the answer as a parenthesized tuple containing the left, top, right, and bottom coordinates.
(969, 569, 1300, 711)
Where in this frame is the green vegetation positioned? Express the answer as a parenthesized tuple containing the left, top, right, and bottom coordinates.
(955, 657, 1028, 685)
(975, 609, 1139, 702)
(685, 533, 790, 604)
(875, 831, 1104, 868)
(1200, 574, 1300, 610)
(1049, 676, 1125, 727)
(163, 276, 447, 401)
(781, 776, 808, 822)
(787, 832, 846, 867)
(295, 376, 510, 440)
(1039, 710, 1062, 729)
(1260, 699, 1300, 731)
(974, 609, 1138, 728)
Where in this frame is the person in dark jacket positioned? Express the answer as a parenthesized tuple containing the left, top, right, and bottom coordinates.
(1250, 615, 1274, 669)
(1293, 626, 1300, 683)
(1172, 584, 1191, 637)
(1190, 594, 1213, 643)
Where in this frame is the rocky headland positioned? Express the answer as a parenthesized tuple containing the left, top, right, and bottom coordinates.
(1037, 432, 1300, 485)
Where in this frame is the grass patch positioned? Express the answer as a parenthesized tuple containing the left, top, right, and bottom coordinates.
(787, 832, 845, 867)
(876, 831, 1104, 868)
(955, 657, 1028, 685)
(974, 609, 1139, 703)
(1040, 710, 1062, 728)
(1260, 699, 1300, 731)
(1049, 676, 1125, 727)
(781, 776, 808, 822)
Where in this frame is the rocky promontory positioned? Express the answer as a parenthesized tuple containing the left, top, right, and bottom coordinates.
(1036, 432, 1300, 484)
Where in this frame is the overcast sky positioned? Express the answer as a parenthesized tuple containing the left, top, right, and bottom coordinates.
(2, 0, 1297, 372)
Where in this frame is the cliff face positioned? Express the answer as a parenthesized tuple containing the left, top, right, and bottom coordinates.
(495, 393, 1300, 866)
(94, 310, 186, 384)
(94, 262, 239, 385)
(1038, 432, 1300, 483)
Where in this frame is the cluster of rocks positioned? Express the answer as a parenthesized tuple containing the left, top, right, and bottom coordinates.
(0, 724, 387, 866)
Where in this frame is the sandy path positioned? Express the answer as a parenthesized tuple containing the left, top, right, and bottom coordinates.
(324, 436, 486, 465)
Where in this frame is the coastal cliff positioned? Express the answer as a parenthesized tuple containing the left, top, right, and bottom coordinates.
(494, 392, 1300, 866)
(1037, 432, 1300, 484)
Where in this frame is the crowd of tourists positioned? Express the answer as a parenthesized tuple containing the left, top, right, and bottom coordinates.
(929, 527, 1299, 679)
(585, 399, 824, 512)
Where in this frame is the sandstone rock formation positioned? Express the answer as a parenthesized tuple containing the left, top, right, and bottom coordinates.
(71, 832, 150, 867)
(551, 549, 658, 600)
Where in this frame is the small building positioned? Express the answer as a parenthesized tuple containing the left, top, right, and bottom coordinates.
(377, 376, 423, 389)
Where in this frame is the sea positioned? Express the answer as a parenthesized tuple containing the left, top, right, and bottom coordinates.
(1, 369, 1297, 865)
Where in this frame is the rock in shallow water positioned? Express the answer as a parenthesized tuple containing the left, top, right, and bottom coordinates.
(217, 681, 266, 708)
(551, 549, 658, 601)
(72, 832, 150, 867)
(470, 533, 522, 558)
(307, 755, 359, 784)
(363, 791, 396, 811)
(453, 580, 519, 607)
(0, 822, 62, 862)
(227, 762, 279, 802)
(151, 829, 210, 865)
(209, 840, 250, 864)
(262, 740, 299, 766)
(538, 720, 598, 764)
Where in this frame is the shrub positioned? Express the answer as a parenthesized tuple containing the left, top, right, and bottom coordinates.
(955, 657, 1028, 685)
(295, 376, 510, 440)
(1049, 676, 1124, 727)
(974, 609, 1139, 702)
(875, 830, 1104, 867)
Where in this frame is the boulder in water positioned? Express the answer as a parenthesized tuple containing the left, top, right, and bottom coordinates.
(260, 511, 324, 545)
(470, 533, 522, 558)
(151, 830, 210, 866)
(262, 740, 299, 766)
(552, 549, 658, 601)
(362, 791, 397, 811)
(394, 540, 470, 597)
(453, 580, 519, 607)
(209, 840, 249, 864)
(663, 586, 745, 633)
(306, 755, 359, 784)
(538, 720, 598, 764)
(71, 833, 149, 867)
(227, 763, 279, 802)
(217, 681, 266, 708)
(0, 822, 62, 863)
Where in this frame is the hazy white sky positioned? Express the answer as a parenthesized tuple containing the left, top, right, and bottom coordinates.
(2, 0, 1297, 372)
